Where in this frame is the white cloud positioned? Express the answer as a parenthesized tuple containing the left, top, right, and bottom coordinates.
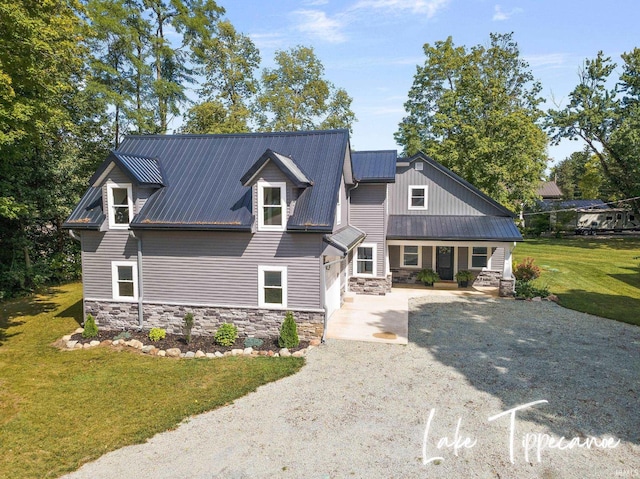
(249, 32, 286, 50)
(290, 9, 348, 44)
(351, 0, 450, 18)
(523, 53, 568, 69)
(492, 4, 523, 21)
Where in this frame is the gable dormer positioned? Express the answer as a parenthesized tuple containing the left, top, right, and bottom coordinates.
(89, 151, 165, 230)
(241, 149, 313, 232)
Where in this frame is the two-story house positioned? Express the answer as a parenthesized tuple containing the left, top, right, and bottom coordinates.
(64, 129, 521, 341)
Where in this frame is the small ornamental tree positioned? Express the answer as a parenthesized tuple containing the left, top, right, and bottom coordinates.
(183, 313, 194, 344)
(82, 315, 99, 339)
(514, 257, 541, 282)
(278, 311, 299, 349)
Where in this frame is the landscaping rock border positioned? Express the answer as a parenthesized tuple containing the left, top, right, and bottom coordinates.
(58, 328, 318, 358)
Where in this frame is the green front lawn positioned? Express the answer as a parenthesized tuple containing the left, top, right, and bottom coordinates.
(514, 237, 640, 326)
(0, 283, 304, 478)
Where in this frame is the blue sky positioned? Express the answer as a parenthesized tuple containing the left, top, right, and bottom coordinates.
(212, 0, 640, 165)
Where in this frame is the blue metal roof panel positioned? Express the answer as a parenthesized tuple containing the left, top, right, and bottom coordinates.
(324, 225, 366, 253)
(118, 129, 349, 230)
(387, 215, 522, 241)
(539, 199, 606, 211)
(351, 150, 396, 183)
(113, 152, 165, 186)
(240, 149, 313, 187)
(62, 187, 104, 229)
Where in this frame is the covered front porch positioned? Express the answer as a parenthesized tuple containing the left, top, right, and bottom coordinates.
(386, 214, 521, 296)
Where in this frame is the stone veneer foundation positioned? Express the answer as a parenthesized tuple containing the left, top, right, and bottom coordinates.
(498, 279, 515, 297)
(84, 301, 324, 341)
(348, 275, 392, 295)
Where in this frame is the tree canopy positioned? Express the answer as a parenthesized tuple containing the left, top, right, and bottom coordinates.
(395, 33, 548, 210)
(256, 45, 356, 132)
(547, 49, 640, 210)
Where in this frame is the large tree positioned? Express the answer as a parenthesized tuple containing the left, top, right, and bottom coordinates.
(256, 45, 356, 132)
(547, 49, 640, 209)
(0, 0, 110, 295)
(182, 20, 260, 134)
(395, 33, 548, 210)
(550, 148, 609, 200)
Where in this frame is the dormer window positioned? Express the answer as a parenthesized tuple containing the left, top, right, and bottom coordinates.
(258, 181, 286, 231)
(408, 185, 428, 210)
(107, 182, 133, 228)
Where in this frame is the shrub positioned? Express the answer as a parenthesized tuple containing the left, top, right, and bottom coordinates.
(515, 281, 550, 299)
(278, 311, 299, 348)
(455, 270, 474, 282)
(214, 323, 238, 346)
(148, 328, 166, 342)
(82, 315, 98, 339)
(183, 313, 194, 344)
(416, 268, 439, 286)
(113, 331, 131, 341)
(244, 337, 264, 348)
(514, 257, 541, 282)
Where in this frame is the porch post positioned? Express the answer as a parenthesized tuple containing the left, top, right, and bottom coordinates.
(499, 243, 515, 297)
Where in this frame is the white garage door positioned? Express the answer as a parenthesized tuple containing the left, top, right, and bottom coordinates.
(325, 261, 341, 319)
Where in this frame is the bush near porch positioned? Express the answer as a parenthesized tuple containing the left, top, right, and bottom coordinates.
(513, 237, 640, 326)
(0, 282, 303, 479)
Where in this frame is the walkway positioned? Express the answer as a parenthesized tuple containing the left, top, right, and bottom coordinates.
(325, 284, 497, 344)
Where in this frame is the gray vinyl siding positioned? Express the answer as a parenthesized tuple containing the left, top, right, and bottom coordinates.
(251, 162, 295, 222)
(81, 231, 138, 299)
(136, 187, 155, 214)
(350, 184, 386, 277)
(490, 247, 505, 271)
(423, 246, 433, 269)
(459, 247, 468, 270)
(390, 161, 507, 216)
(140, 230, 322, 310)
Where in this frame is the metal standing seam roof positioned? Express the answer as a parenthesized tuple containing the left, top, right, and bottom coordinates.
(89, 151, 166, 187)
(323, 225, 366, 254)
(62, 187, 104, 228)
(67, 129, 350, 232)
(240, 149, 313, 188)
(536, 181, 563, 199)
(387, 215, 523, 241)
(351, 150, 397, 183)
(539, 199, 607, 211)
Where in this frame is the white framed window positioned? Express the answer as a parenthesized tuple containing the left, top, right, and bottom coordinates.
(402, 245, 421, 268)
(471, 247, 489, 269)
(408, 185, 428, 210)
(414, 162, 424, 171)
(258, 266, 287, 308)
(354, 243, 376, 276)
(258, 181, 286, 231)
(107, 182, 134, 229)
(111, 261, 138, 301)
(336, 190, 342, 225)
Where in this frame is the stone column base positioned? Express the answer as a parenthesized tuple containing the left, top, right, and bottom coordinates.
(499, 278, 515, 297)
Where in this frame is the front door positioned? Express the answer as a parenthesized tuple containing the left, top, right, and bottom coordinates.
(436, 246, 454, 280)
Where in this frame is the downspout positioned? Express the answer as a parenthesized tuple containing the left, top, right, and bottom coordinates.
(347, 182, 359, 225)
(129, 231, 144, 329)
(68, 230, 81, 242)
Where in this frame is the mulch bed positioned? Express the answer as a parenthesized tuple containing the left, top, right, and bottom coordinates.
(70, 329, 309, 354)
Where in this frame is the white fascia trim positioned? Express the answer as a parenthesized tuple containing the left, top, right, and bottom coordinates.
(257, 180, 287, 232)
(106, 181, 134, 230)
(111, 260, 138, 301)
(408, 185, 428, 210)
(258, 265, 288, 308)
(401, 244, 422, 268)
(353, 242, 377, 277)
(92, 162, 115, 187)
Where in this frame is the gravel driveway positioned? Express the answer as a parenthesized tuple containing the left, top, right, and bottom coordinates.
(65, 295, 640, 479)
